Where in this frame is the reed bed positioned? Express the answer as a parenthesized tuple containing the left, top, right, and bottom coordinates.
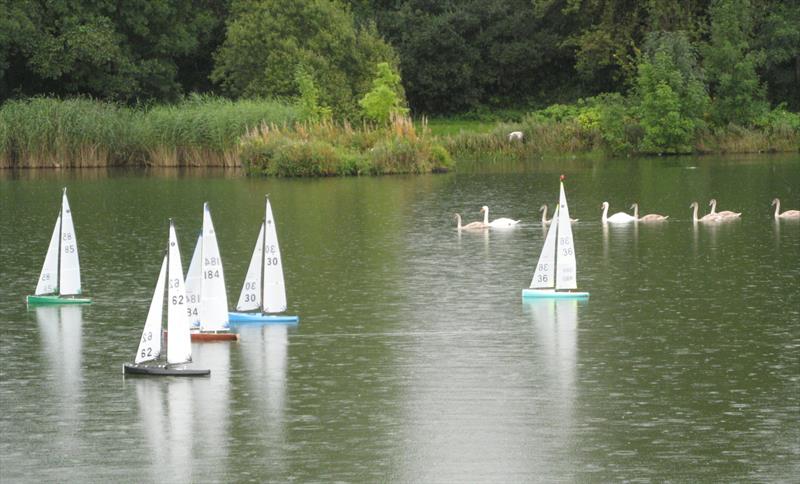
(239, 115, 453, 176)
(0, 96, 299, 168)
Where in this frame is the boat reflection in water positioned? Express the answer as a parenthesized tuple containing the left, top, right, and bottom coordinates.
(132, 341, 231, 482)
(522, 298, 582, 478)
(35, 305, 87, 478)
(237, 323, 290, 470)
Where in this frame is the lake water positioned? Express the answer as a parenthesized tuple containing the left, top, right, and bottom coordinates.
(1, 155, 798, 482)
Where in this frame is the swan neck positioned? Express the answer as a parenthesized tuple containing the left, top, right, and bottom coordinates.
(774, 200, 780, 219)
(601, 204, 608, 223)
(483, 208, 489, 225)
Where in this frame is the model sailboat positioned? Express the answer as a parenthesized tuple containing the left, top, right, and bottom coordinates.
(123, 220, 210, 376)
(27, 188, 91, 305)
(522, 178, 589, 299)
(183, 203, 239, 341)
(229, 196, 299, 323)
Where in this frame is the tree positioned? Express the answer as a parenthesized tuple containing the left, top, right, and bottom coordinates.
(212, 0, 397, 117)
(635, 32, 708, 153)
(0, 0, 226, 102)
(375, 0, 580, 114)
(359, 62, 408, 123)
(751, 0, 800, 110)
(294, 67, 332, 123)
(704, 0, 767, 126)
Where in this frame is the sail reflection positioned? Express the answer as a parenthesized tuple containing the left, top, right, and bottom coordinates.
(134, 379, 195, 482)
(36, 306, 83, 418)
(35, 306, 84, 465)
(240, 325, 289, 419)
(522, 299, 581, 476)
(190, 341, 232, 473)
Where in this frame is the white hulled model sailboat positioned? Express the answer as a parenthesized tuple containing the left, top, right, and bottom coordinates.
(183, 203, 238, 341)
(522, 177, 589, 299)
(27, 188, 91, 306)
(229, 196, 299, 324)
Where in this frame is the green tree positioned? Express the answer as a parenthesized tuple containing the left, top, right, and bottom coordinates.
(375, 0, 581, 114)
(359, 62, 408, 123)
(751, 0, 800, 110)
(212, 0, 397, 117)
(704, 0, 767, 126)
(0, 0, 225, 102)
(635, 32, 708, 153)
(294, 67, 332, 123)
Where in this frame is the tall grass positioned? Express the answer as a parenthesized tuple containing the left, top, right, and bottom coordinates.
(0, 96, 299, 168)
(239, 115, 453, 176)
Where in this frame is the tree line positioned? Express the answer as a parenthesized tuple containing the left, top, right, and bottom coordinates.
(1, 0, 797, 118)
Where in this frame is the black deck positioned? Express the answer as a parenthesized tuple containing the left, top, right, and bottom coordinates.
(123, 364, 210, 377)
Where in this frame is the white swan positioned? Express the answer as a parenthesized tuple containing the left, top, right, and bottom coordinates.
(772, 198, 800, 219)
(708, 199, 741, 218)
(539, 204, 578, 224)
(690, 201, 720, 222)
(601, 201, 637, 224)
(481, 206, 520, 228)
(454, 213, 488, 230)
(631, 203, 669, 222)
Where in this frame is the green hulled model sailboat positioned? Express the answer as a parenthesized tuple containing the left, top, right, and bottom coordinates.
(27, 188, 91, 306)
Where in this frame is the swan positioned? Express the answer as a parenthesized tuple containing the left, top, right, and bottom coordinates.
(708, 199, 741, 218)
(772, 198, 800, 219)
(601, 201, 637, 224)
(690, 201, 720, 222)
(630, 203, 669, 222)
(454, 213, 488, 230)
(481, 206, 520, 228)
(539, 204, 579, 224)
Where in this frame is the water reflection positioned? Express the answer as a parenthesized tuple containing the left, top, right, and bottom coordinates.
(524, 299, 579, 410)
(130, 342, 231, 482)
(134, 379, 195, 482)
(237, 324, 290, 468)
(36, 306, 83, 425)
(190, 341, 232, 474)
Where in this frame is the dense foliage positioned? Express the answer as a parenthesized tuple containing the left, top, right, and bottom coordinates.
(0, 0, 797, 166)
(1, 0, 796, 115)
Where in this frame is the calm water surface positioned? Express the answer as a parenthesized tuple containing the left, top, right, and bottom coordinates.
(1, 155, 798, 482)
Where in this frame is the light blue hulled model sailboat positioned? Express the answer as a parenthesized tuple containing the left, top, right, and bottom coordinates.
(229, 196, 299, 324)
(522, 178, 589, 300)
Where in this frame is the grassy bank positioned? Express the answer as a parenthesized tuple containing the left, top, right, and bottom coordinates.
(442, 99, 799, 160)
(0, 96, 299, 168)
(240, 116, 453, 176)
(1, 96, 797, 173)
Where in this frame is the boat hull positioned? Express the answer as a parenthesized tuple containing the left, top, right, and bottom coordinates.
(27, 294, 92, 306)
(191, 331, 239, 342)
(165, 330, 240, 342)
(522, 288, 590, 299)
(122, 364, 210, 376)
(228, 311, 299, 324)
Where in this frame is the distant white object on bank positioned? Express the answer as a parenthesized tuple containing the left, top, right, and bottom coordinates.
(508, 131, 523, 141)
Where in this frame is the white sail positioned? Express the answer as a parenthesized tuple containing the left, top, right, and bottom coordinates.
(166, 222, 192, 365)
(199, 203, 229, 331)
(530, 206, 558, 289)
(262, 199, 287, 313)
(59, 189, 82, 295)
(555, 182, 578, 290)
(184, 234, 202, 327)
(35, 213, 61, 295)
(236, 222, 264, 311)
(135, 256, 167, 364)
